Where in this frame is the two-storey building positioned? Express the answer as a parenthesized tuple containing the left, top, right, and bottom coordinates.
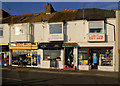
(2, 3, 120, 71)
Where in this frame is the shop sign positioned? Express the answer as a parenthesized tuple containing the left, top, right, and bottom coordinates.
(87, 33, 105, 42)
(62, 43, 77, 47)
(38, 43, 62, 49)
(10, 43, 37, 47)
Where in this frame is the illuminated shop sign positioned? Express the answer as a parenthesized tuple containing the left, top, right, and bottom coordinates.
(10, 43, 38, 49)
(87, 33, 105, 42)
(10, 43, 37, 47)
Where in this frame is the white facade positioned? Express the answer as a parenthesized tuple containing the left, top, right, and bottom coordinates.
(0, 24, 9, 44)
(1, 10, 118, 72)
(32, 19, 116, 71)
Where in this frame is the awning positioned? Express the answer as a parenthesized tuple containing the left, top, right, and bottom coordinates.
(38, 43, 62, 49)
(62, 42, 77, 47)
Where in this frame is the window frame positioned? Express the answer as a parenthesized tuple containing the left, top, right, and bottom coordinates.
(78, 48, 89, 65)
(43, 49, 61, 60)
(88, 21, 104, 33)
(48, 23, 63, 34)
(0, 27, 3, 37)
(14, 26, 24, 35)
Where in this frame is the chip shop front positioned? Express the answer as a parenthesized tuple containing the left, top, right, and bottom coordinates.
(10, 42, 38, 67)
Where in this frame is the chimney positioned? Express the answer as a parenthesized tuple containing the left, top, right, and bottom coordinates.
(45, 3, 55, 14)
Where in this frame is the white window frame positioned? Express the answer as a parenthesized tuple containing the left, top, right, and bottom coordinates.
(14, 25, 24, 35)
(0, 27, 3, 37)
(88, 21, 104, 33)
(49, 23, 63, 34)
(48, 22, 64, 41)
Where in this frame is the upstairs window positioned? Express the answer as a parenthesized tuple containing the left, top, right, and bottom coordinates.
(0, 28, 3, 36)
(15, 26, 23, 35)
(89, 22, 103, 33)
(49, 24, 62, 34)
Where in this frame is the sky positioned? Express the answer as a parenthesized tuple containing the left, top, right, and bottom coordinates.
(2, 2, 120, 15)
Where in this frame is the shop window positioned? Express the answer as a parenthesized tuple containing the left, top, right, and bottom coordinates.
(49, 24, 62, 34)
(0, 28, 3, 36)
(89, 22, 103, 33)
(15, 26, 24, 35)
(78, 48, 89, 65)
(12, 50, 38, 66)
(99, 49, 113, 66)
(43, 49, 61, 60)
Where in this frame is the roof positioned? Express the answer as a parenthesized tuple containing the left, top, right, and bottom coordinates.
(2, 8, 116, 24)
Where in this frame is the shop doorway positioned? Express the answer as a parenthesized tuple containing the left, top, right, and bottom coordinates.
(89, 49, 99, 69)
(64, 47, 74, 69)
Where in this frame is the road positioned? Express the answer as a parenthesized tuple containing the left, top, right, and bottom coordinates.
(1, 67, 120, 86)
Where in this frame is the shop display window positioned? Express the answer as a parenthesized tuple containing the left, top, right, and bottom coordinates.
(78, 48, 89, 65)
(43, 49, 61, 60)
(99, 49, 113, 66)
(12, 50, 38, 66)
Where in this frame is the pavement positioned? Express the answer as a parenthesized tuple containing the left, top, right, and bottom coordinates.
(1, 66, 120, 78)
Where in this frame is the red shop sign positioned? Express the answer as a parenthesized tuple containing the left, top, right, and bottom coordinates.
(88, 33, 105, 41)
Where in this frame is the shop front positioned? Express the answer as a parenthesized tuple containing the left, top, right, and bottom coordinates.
(38, 42, 63, 69)
(10, 42, 38, 67)
(62, 42, 77, 70)
(0, 44, 9, 66)
(78, 47, 114, 71)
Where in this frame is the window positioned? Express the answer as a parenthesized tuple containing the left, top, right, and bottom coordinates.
(99, 48, 113, 66)
(49, 24, 62, 34)
(12, 50, 38, 66)
(15, 26, 23, 35)
(89, 22, 103, 33)
(0, 28, 3, 36)
(78, 48, 89, 65)
(90, 28, 101, 33)
(18, 17, 26, 21)
(43, 50, 61, 60)
(30, 14, 39, 17)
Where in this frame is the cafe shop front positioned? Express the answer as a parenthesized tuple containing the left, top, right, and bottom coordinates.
(77, 33, 115, 71)
(10, 42, 38, 67)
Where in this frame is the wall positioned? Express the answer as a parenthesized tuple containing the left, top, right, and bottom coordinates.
(34, 22, 49, 43)
(106, 18, 116, 42)
(115, 10, 120, 72)
(66, 20, 88, 43)
(65, 20, 115, 43)
(11, 23, 31, 42)
(0, 24, 9, 43)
